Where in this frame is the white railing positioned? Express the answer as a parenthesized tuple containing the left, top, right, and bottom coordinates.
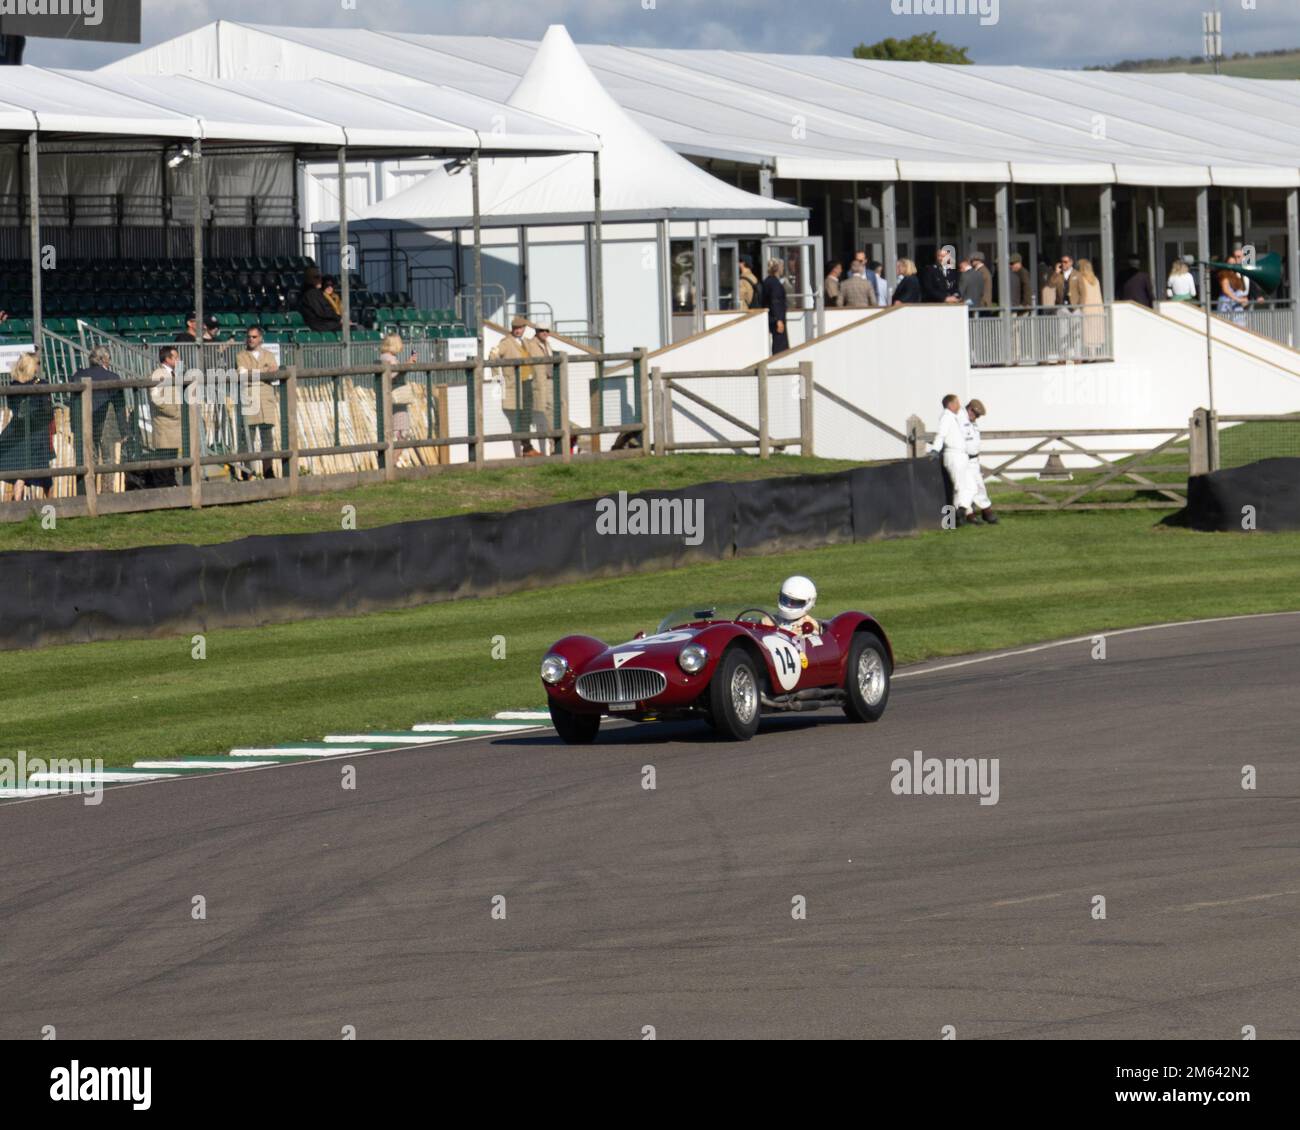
(969, 305, 1115, 368)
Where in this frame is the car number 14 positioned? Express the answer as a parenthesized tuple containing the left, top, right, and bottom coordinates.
(762, 635, 802, 692)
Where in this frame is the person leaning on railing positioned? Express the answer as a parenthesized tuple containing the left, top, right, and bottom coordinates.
(381, 332, 419, 467)
(144, 345, 184, 490)
(70, 344, 126, 468)
(0, 351, 54, 503)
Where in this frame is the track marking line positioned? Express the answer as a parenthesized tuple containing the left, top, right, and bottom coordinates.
(494, 711, 552, 720)
(895, 610, 1300, 680)
(1173, 889, 1300, 911)
(324, 734, 460, 744)
(229, 747, 372, 757)
(28, 770, 179, 783)
(135, 760, 280, 771)
(412, 722, 539, 732)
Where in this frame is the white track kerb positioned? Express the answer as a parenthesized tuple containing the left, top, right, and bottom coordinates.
(3, 614, 1297, 805)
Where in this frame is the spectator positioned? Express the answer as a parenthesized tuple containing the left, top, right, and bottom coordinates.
(176, 312, 221, 344)
(932, 393, 974, 525)
(1049, 254, 1084, 307)
(1166, 258, 1197, 302)
(739, 257, 760, 311)
(970, 250, 994, 312)
(379, 331, 421, 466)
(1230, 246, 1259, 306)
(1117, 256, 1156, 308)
(524, 324, 561, 456)
(963, 399, 997, 525)
(851, 251, 881, 303)
(920, 247, 960, 304)
(892, 259, 922, 305)
(323, 276, 344, 318)
(71, 344, 125, 470)
(1039, 262, 1059, 308)
(1077, 259, 1106, 356)
(838, 264, 877, 309)
(299, 267, 343, 333)
(869, 260, 890, 307)
(1217, 248, 1252, 326)
(235, 325, 280, 480)
(824, 261, 843, 306)
(0, 352, 53, 502)
(761, 259, 790, 354)
(958, 258, 985, 309)
(1008, 253, 1033, 310)
(146, 345, 184, 489)
(489, 315, 539, 456)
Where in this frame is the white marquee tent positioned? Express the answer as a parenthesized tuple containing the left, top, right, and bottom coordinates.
(104, 19, 1300, 188)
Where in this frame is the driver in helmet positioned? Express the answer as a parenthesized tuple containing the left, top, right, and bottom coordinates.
(766, 575, 820, 635)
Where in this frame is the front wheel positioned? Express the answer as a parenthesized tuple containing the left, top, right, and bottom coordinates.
(843, 634, 891, 722)
(709, 648, 762, 741)
(549, 700, 601, 745)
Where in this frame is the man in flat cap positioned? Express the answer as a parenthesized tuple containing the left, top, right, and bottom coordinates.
(488, 315, 540, 456)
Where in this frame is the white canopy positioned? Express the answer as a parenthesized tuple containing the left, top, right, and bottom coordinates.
(344, 25, 802, 228)
(0, 65, 599, 155)
(105, 20, 1300, 188)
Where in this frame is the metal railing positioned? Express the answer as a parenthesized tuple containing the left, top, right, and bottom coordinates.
(1211, 298, 1297, 348)
(969, 305, 1116, 367)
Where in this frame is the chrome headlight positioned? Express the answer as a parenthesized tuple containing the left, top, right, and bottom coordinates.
(678, 644, 708, 673)
(540, 654, 569, 684)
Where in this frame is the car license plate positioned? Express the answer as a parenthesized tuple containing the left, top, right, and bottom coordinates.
(610, 702, 637, 712)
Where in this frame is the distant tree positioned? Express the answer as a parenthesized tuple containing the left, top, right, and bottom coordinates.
(853, 33, 972, 64)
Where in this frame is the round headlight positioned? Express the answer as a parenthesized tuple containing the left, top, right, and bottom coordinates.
(540, 654, 569, 684)
(678, 644, 708, 673)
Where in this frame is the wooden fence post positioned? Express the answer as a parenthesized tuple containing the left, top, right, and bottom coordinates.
(79, 377, 98, 517)
(906, 414, 927, 459)
(558, 354, 571, 463)
(380, 366, 395, 482)
(636, 348, 651, 456)
(472, 356, 485, 469)
(286, 368, 300, 494)
(651, 367, 664, 457)
(799, 360, 814, 457)
(187, 373, 202, 509)
(757, 361, 770, 459)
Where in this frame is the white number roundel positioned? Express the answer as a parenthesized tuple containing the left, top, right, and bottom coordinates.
(762, 634, 801, 692)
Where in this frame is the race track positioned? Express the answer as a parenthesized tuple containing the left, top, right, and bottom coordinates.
(2, 613, 1298, 1040)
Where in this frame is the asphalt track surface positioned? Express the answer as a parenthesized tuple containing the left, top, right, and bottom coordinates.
(2, 613, 1297, 1040)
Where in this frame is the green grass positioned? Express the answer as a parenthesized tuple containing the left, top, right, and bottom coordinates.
(6, 510, 1299, 768)
(0, 455, 862, 553)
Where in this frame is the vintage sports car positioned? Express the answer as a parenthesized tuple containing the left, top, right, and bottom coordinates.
(540, 605, 892, 743)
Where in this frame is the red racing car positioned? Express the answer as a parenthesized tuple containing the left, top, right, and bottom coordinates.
(540, 604, 892, 743)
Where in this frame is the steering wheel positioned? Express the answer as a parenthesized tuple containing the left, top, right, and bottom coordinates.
(735, 608, 773, 624)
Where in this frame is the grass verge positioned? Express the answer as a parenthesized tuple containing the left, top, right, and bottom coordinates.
(0, 455, 861, 553)
(5, 509, 1299, 768)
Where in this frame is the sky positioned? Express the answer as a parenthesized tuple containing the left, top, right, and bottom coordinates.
(18, 0, 1300, 71)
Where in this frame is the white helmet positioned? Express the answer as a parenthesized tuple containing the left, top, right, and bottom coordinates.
(776, 575, 817, 624)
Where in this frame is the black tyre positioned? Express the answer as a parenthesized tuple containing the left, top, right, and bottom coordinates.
(549, 700, 601, 745)
(842, 634, 891, 722)
(708, 647, 762, 741)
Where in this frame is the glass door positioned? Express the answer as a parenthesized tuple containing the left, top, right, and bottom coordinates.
(761, 236, 825, 341)
(712, 240, 740, 311)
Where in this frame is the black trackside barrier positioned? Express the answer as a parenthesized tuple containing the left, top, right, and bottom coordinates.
(1164, 457, 1300, 532)
(0, 459, 947, 649)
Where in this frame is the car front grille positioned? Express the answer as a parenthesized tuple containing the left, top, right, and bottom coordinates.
(576, 667, 668, 704)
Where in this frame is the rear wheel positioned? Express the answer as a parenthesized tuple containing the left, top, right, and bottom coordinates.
(549, 700, 601, 745)
(843, 634, 891, 722)
(709, 648, 762, 741)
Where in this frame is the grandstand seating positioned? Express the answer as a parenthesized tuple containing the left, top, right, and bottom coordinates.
(0, 256, 470, 344)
